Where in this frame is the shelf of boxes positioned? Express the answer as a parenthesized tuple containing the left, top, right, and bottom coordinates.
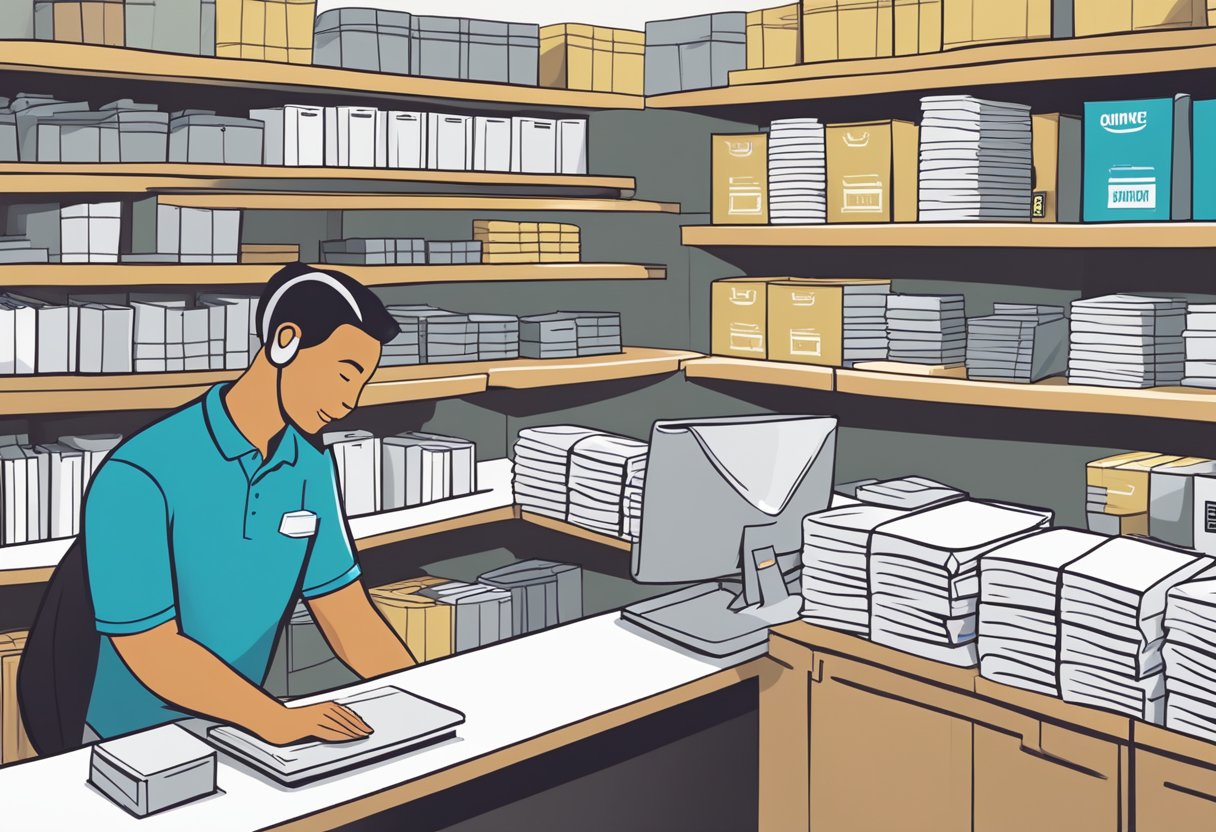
(681, 223, 1216, 249)
(0, 41, 645, 110)
(684, 356, 835, 391)
(0, 263, 667, 288)
(648, 28, 1216, 109)
(158, 192, 681, 213)
(0, 348, 701, 416)
(0, 164, 638, 195)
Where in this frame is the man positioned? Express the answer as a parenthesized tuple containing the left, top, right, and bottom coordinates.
(83, 263, 415, 745)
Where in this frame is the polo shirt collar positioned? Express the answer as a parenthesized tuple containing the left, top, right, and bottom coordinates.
(203, 384, 300, 471)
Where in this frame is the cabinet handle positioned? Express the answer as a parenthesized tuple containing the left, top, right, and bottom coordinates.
(1165, 781, 1216, 805)
(1016, 743, 1107, 780)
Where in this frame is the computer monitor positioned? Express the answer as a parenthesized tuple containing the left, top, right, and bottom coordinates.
(622, 415, 837, 658)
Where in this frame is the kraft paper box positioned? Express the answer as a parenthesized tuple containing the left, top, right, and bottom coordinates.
(747, 3, 801, 68)
(894, 0, 942, 55)
(370, 577, 454, 663)
(0, 631, 33, 766)
(1074, 0, 1207, 37)
(768, 278, 892, 366)
(1031, 113, 1082, 222)
(1193, 100, 1216, 220)
(942, 0, 1067, 49)
(1083, 95, 1192, 222)
(540, 24, 644, 94)
(37, 0, 125, 46)
(826, 120, 918, 223)
(802, 0, 894, 63)
(1087, 452, 1179, 516)
(1088, 510, 1149, 537)
(712, 277, 777, 359)
(712, 133, 769, 225)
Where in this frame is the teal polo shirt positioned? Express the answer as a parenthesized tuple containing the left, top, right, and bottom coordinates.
(84, 384, 361, 739)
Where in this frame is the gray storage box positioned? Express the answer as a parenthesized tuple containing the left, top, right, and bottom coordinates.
(89, 725, 217, 818)
(410, 14, 462, 80)
(10, 94, 90, 161)
(7, 203, 60, 261)
(313, 8, 381, 72)
(477, 559, 582, 635)
(125, 0, 215, 56)
(0, 1, 35, 39)
(411, 15, 538, 85)
(645, 12, 746, 95)
(426, 240, 482, 265)
(98, 100, 169, 162)
(322, 237, 426, 266)
(169, 109, 263, 164)
(0, 109, 14, 162)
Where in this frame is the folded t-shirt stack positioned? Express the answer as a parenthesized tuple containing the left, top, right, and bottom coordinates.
(854, 476, 967, 510)
(512, 425, 602, 520)
(966, 304, 1068, 383)
(886, 294, 968, 367)
(978, 528, 1107, 696)
(567, 433, 648, 539)
(869, 500, 1052, 666)
(1061, 537, 1210, 722)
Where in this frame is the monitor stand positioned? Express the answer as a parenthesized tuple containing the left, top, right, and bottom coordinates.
(622, 539, 803, 659)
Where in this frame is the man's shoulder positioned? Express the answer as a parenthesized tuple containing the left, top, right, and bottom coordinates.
(109, 399, 209, 473)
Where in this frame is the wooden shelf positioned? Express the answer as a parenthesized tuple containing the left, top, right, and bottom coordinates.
(835, 371, 1216, 422)
(648, 28, 1216, 109)
(684, 357, 835, 391)
(518, 511, 633, 552)
(0, 262, 667, 288)
(487, 347, 702, 389)
(0, 41, 644, 110)
(681, 223, 1216, 249)
(160, 191, 680, 213)
(0, 164, 636, 195)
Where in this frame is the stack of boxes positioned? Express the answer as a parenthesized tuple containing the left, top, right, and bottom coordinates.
(519, 311, 622, 359)
(539, 24, 645, 94)
(1068, 294, 1186, 389)
(746, 3, 801, 68)
(473, 220, 580, 264)
(35, 99, 169, 164)
(381, 432, 477, 511)
(383, 305, 427, 367)
(126, 200, 241, 264)
(60, 202, 121, 263)
(469, 314, 520, 361)
(0, 434, 120, 544)
(238, 243, 298, 264)
(312, 8, 412, 75)
(370, 577, 457, 664)
(34, 0, 125, 45)
(426, 241, 483, 266)
(215, 0, 315, 64)
(411, 16, 540, 86)
(802, 0, 893, 63)
(1031, 113, 1082, 222)
(124, 0, 217, 56)
(941, 0, 1070, 49)
(711, 132, 768, 225)
(479, 559, 583, 636)
(895, 0, 942, 55)
(129, 293, 216, 372)
(645, 12, 746, 95)
(321, 238, 427, 266)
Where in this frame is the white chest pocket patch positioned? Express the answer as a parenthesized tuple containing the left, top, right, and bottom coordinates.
(280, 510, 318, 539)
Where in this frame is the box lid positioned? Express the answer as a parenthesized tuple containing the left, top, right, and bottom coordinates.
(93, 725, 214, 779)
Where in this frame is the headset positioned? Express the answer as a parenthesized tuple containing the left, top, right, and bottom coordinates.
(260, 271, 364, 367)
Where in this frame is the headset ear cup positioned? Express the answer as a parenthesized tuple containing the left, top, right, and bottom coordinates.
(268, 328, 300, 367)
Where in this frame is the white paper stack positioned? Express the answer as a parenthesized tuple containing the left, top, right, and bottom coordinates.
(842, 282, 892, 366)
(323, 430, 382, 517)
(1069, 295, 1186, 389)
(567, 433, 648, 539)
(966, 304, 1068, 383)
(512, 425, 602, 520)
(623, 472, 644, 543)
(886, 294, 967, 367)
(1183, 303, 1216, 389)
(1061, 536, 1210, 722)
(854, 476, 966, 510)
(978, 528, 1107, 696)
(918, 95, 1033, 222)
(869, 500, 1053, 666)
(1163, 571, 1216, 741)
(801, 504, 912, 637)
(768, 118, 826, 225)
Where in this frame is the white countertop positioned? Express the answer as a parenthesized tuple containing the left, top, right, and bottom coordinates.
(0, 613, 749, 831)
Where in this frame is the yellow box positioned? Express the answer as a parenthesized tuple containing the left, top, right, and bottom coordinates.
(802, 0, 894, 63)
(370, 578, 453, 663)
(1073, 0, 1206, 36)
(748, 3, 802, 68)
(943, 0, 1053, 49)
(539, 23, 645, 94)
(712, 277, 776, 359)
(826, 120, 919, 223)
(0, 631, 33, 766)
(216, 0, 314, 63)
(768, 279, 892, 366)
(894, 0, 942, 54)
(1087, 452, 1181, 516)
(712, 133, 769, 225)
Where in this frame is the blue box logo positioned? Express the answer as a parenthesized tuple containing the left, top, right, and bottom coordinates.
(1084, 97, 1190, 222)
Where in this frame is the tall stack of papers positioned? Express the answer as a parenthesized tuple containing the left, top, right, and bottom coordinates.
(469, 313, 519, 360)
(842, 282, 892, 366)
(1061, 537, 1209, 721)
(870, 500, 1052, 666)
(854, 476, 966, 510)
(966, 304, 1068, 383)
(1183, 302, 1216, 389)
(801, 504, 912, 637)
(478, 559, 582, 635)
(421, 311, 478, 364)
(567, 434, 648, 539)
(886, 294, 967, 367)
(978, 528, 1107, 696)
(918, 95, 1033, 222)
(767, 117, 826, 224)
(574, 311, 622, 356)
(512, 425, 601, 520)
(624, 471, 644, 543)
(1069, 295, 1186, 389)
(382, 305, 429, 367)
(1163, 573, 1216, 741)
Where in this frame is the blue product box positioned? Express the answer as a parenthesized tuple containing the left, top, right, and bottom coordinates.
(1083, 95, 1192, 222)
(1193, 100, 1216, 220)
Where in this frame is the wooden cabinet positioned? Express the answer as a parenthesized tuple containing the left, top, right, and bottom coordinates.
(1135, 723, 1216, 831)
(0, 631, 34, 765)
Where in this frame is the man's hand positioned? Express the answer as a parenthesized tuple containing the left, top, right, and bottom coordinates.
(254, 701, 375, 746)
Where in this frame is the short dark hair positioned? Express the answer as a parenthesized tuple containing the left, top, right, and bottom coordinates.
(257, 262, 399, 349)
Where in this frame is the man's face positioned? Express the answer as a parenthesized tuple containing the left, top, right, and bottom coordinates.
(278, 323, 383, 436)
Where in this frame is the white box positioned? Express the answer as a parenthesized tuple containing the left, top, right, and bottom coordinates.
(557, 118, 588, 175)
(426, 113, 473, 171)
(325, 107, 382, 168)
(473, 116, 512, 173)
(324, 430, 382, 516)
(89, 725, 218, 818)
(250, 105, 325, 167)
(511, 117, 557, 174)
(386, 111, 425, 169)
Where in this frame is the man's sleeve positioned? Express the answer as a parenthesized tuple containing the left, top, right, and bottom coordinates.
(85, 459, 177, 635)
(301, 453, 362, 599)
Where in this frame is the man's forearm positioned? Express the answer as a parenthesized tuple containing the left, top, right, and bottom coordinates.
(308, 581, 417, 679)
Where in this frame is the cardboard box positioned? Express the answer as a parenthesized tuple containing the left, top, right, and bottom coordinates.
(239, 243, 299, 264)
(216, 0, 314, 63)
(826, 120, 918, 223)
(747, 3, 801, 68)
(370, 577, 454, 663)
(712, 132, 769, 225)
(1083, 95, 1192, 222)
(0, 631, 33, 765)
(1074, 0, 1207, 37)
(1193, 99, 1216, 220)
(711, 277, 774, 359)
(942, 0, 1066, 49)
(1032, 114, 1082, 222)
(802, 0, 894, 63)
(1087, 452, 1179, 517)
(768, 278, 892, 366)
(540, 24, 644, 94)
(1149, 457, 1216, 548)
(894, 0, 942, 54)
(37, 0, 125, 45)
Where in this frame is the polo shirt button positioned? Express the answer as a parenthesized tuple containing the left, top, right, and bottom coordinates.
(251, 511, 257, 516)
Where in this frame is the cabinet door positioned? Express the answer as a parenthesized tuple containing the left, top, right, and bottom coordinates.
(974, 723, 1124, 832)
(1136, 750, 1216, 831)
(808, 657, 971, 832)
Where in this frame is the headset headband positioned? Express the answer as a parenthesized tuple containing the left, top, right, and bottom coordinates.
(260, 271, 363, 343)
